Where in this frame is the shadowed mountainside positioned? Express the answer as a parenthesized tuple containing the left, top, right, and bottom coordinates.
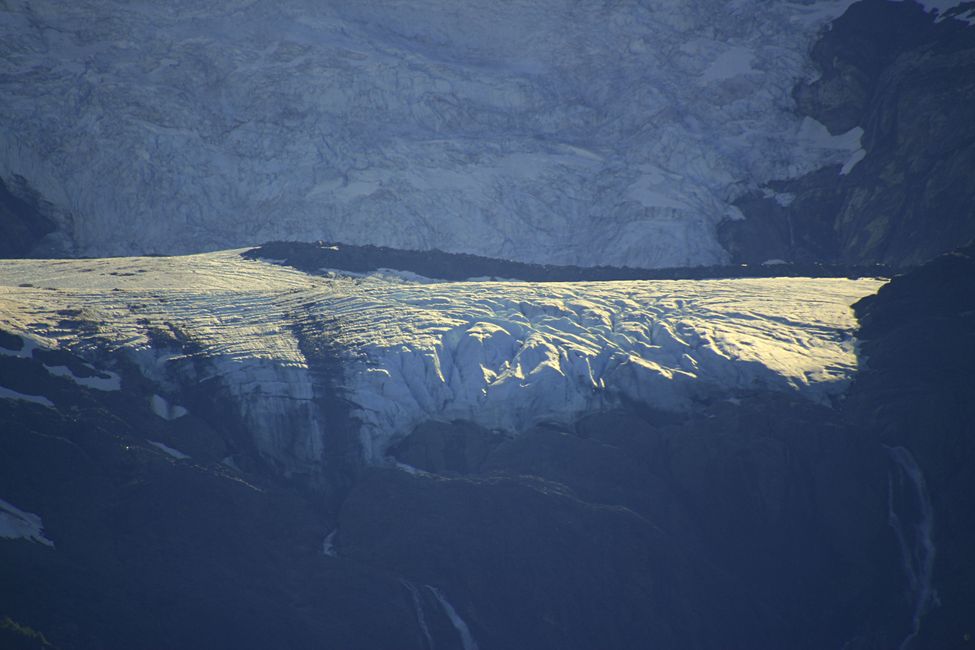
(721, 0, 975, 267)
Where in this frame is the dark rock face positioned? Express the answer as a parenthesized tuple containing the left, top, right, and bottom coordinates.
(246, 240, 894, 281)
(0, 340, 421, 650)
(389, 420, 504, 475)
(721, 0, 975, 268)
(849, 242, 975, 648)
(0, 177, 57, 258)
(359, 398, 901, 650)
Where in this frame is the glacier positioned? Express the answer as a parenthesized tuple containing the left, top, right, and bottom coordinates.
(1, 0, 870, 266)
(0, 251, 884, 466)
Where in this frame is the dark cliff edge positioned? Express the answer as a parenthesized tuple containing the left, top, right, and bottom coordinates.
(0, 333, 896, 649)
(0, 177, 58, 258)
(721, 0, 975, 267)
(245, 239, 895, 281)
(847, 241, 975, 648)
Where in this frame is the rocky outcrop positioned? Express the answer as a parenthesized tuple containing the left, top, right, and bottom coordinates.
(848, 242, 975, 647)
(721, 0, 975, 268)
(0, 177, 56, 258)
(340, 396, 900, 650)
(246, 240, 895, 281)
(0, 335, 423, 649)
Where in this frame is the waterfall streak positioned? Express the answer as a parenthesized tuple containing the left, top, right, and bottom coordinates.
(321, 529, 337, 557)
(401, 580, 434, 650)
(427, 585, 478, 650)
(885, 445, 937, 650)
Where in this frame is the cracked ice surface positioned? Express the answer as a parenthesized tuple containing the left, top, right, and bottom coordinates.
(0, 251, 328, 472)
(321, 271, 884, 460)
(1, 0, 861, 266)
(0, 252, 884, 464)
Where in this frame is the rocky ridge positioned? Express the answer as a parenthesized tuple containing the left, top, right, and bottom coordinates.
(721, 0, 975, 267)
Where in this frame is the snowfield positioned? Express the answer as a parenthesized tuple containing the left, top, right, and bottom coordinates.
(2, 0, 870, 266)
(0, 251, 885, 464)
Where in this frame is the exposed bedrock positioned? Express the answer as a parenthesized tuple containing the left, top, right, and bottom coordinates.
(353, 398, 898, 650)
(0, 176, 57, 258)
(847, 242, 975, 647)
(721, 0, 975, 267)
(0, 342, 424, 650)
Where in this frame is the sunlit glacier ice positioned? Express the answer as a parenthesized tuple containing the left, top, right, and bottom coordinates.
(0, 252, 884, 465)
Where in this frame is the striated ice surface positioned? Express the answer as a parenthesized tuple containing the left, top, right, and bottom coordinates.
(0, 251, 326, 473)
(0, 0, 864, 266)
(0, 251, 884, 464)
(328, 270, 882, 460)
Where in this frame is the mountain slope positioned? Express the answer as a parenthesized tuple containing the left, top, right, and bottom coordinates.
(2, 245, 972, 648)
(721, 0, 975, 266)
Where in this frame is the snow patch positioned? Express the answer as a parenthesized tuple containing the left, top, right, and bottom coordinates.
(402, 581, 434, 650)
(0, 336, 36, 358)
(761, 188, 796, 207)
(322, 529, 338, 557)
(797, 120, 864, 159)
(912, 0, 975, 24)
(150, 394, 188, 420)
(0, 499, 55, 548)
(45, 364, 121, 391)
(0, 386, 54, 408)
(841, 148, 867, 176)
(147, 440, 191, 460)
(427, 586, 479, 650)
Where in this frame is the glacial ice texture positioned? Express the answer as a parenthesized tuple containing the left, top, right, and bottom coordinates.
(0, 0, 864, 266)
(0, 252, 884, 464)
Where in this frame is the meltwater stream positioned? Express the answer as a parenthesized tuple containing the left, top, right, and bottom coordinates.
(885, 445, 938, 650)
(401, 580, 435, 650)
(399, 579, 479, 650)
(427, 586, 479, 650)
